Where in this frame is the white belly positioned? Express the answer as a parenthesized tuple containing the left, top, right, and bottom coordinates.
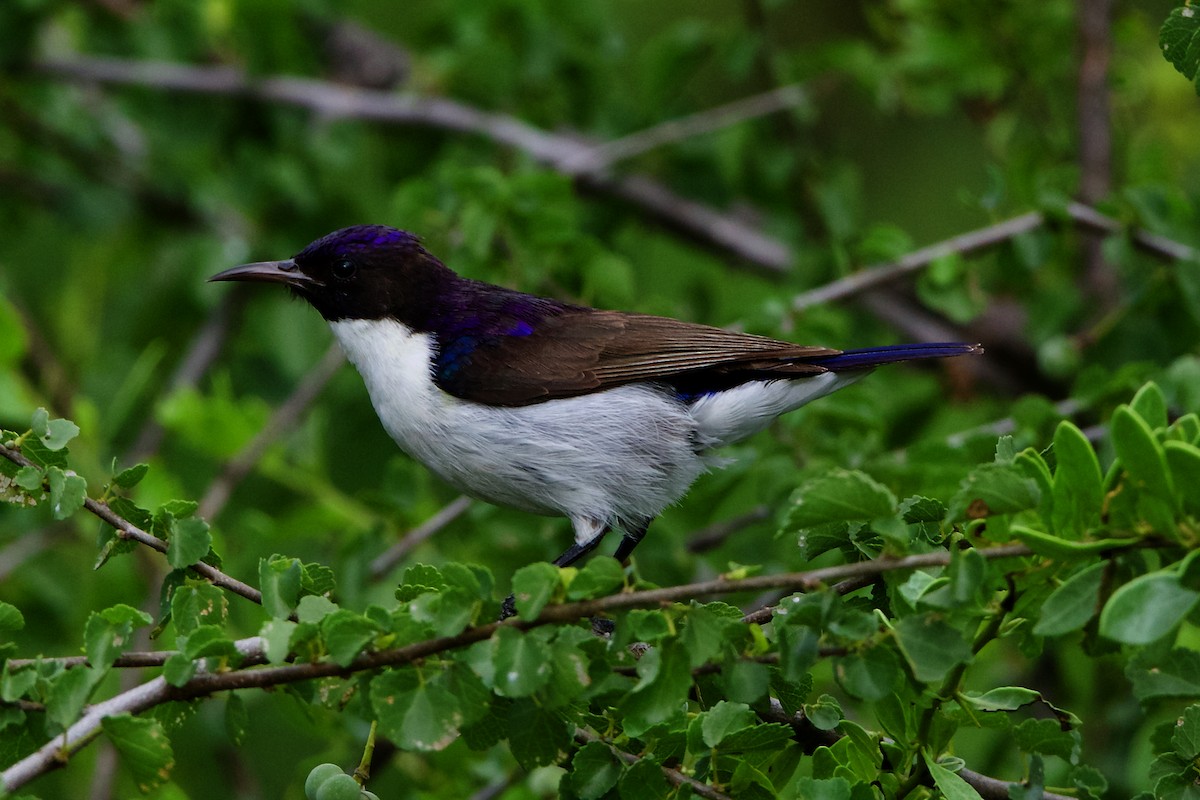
(329, 319, 708, 530)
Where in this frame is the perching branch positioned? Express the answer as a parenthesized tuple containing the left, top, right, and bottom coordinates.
(0, 544, 1033, 791)
(0, 444, 263, 606)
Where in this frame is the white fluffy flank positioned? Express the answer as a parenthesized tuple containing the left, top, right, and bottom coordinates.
(330, 319, 708, 544)
(688, 371, 866, 449)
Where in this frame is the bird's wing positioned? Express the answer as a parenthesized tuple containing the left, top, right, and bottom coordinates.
(433, 308, 839, 406)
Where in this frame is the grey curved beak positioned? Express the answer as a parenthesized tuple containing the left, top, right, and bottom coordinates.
(208, 259, 317, 287)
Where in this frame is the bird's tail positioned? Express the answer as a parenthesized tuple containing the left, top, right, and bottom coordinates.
(809, 342, 983, 372)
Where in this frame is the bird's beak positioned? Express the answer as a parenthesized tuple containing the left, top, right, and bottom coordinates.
(208, 259, 318, 288)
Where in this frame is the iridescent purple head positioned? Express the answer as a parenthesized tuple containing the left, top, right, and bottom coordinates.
(210, 225, 455, 323)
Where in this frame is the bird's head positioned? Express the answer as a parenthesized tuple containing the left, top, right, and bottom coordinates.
(209, 225, 453, 323)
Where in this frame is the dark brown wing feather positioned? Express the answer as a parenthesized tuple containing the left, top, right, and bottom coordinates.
(439, 308, 838, 406)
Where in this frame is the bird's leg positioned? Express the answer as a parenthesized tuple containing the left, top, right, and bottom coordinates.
(612, 519, 651, 563)
(551, 528, 609, 568)
(499, 521, 611, 620)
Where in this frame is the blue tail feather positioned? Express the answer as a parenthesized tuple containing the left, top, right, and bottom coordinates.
(809, 342, 982, 372)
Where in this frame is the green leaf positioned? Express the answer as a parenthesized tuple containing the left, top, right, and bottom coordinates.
(1009, 525, 1138, 560)
(1161, 5, 1200, 82)
(540, 634, 591, 709)
(1131, 383, 1169, 429)
(719, 722, 794, 753)
(1166, 440, 1200, 514)
(167, 517, 212, 569)
(101, 714, 176, 793)
(1033, 562, 1107, 636)
(836, 648, 900, 701)
(170, 582, 227, 636)
(1127, 648, 1200, 701)
(510, 561, 560, 618)
(701, 700, 756, 747)
(1100, 571, 1200, 644)
(409, 587, 476, 636)
(395, 563, 446, 602)
(321, 610, 381, 667)
(490, 626, 552, 697)
(163, 652, 197, 687)
(85, 604, 151, 669)
(296, 594, 338, 624)
(45, 466, 87, 519)
(681, 602, 733, 667)
(47, 666, 100, 730)
(566, 556, 624, 600)
(1051, 421, 1103, 538)
(507, 699, 571, 768)
(113, 462, 149, 489)
(371, 668, 463, 751)
(947, 462, 1041, 522)
(35, 410, 80, 450)
(259, 555, 302, 619)
(788, 777, 852, 800)
(300, 562, 336, 596)
(620, 641, 692, 737)
(1172, 705, 1200, 759)
(893, 614, 973, 683)
(14, 465, 42, 491)
(617, 757, 671, 800)
(1112, 405, 1174, 501)
(786, 469, 897, 528)
(260, 619, 296, 664)
(0, 601, 25, 632)
(567, 741, 621, 800)
(1014, 717, 1077, 759)
(181, 625, 239, 659)
(722, 659, 769, 705)
(804, 694, 844, 731)
(923, 752, 984, 800)
(961, 686, 1041, 712)
(900, 495, 947, 524)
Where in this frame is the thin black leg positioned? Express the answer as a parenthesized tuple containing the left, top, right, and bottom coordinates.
(500, 525, 611, 620)
(612, 520, 651, 563)
(552, 527, 609, 567)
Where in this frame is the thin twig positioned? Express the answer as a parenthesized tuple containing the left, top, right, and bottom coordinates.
(563, 84, 808, 172)
(1, 545, 1035, 791)
(686, 506, 772, 554)
(1064, 201, 1197, 262)
(791, 203, 1198, 314)
(0, 445, 262, 606)
(125, 292, 242, 462)
(197, 344, 345, 520)
(943, 397, 1084, 449)
(791, 213, 1045, 311)
(368, 495, 473, 580)
(574, 729, 733, 800)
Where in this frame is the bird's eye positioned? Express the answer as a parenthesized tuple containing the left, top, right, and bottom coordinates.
(331, 258, 357, 280)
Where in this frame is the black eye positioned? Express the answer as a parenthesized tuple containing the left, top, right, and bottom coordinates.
(331, 258, 357, 280)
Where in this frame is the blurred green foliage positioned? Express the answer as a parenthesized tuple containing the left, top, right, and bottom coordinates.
(2, 0, 1200, 798)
